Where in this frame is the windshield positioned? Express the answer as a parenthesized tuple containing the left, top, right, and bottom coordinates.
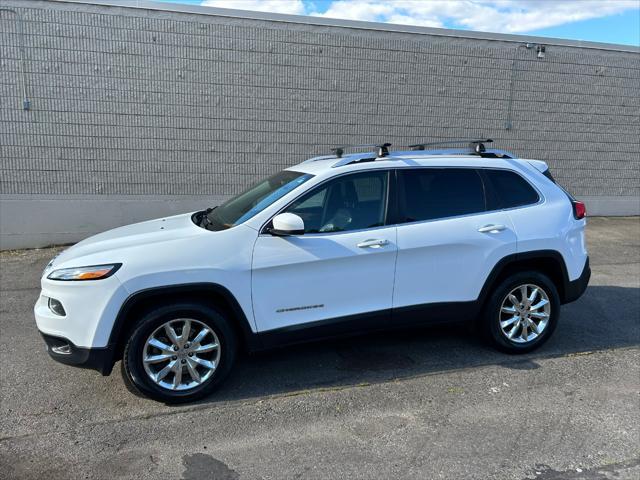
(201, 170, 313, 231)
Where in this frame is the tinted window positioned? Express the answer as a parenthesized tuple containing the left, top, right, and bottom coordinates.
(398, 168, 485, 222)
(483, 169, 539, 209)
(285, 171, 388, 233)
(542, 168, 555, 183)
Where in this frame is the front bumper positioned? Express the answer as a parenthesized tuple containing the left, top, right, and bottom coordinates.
(34, 272, 129, 348)
(40, 332, 115, 375)
(563, 257, 591, 304)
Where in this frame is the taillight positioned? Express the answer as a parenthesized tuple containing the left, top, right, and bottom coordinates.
(572, 201, 586, 220)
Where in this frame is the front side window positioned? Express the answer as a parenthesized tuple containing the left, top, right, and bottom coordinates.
(398, 168, 485, 223)
(284, 170, 389, 233)
(483, 169, 540, 210)
(203, 170, 313, 231)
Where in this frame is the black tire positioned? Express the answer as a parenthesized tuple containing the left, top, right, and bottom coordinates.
(482, 271, 560, 354)
(122, 302, 237, 403)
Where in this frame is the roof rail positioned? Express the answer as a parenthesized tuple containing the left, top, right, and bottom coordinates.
(409, 138, 491, 152)
(305, 139, 515, 167)
(331, 143, 391, 158)
(301, 154, 338, 164)
(398, 147, 515, 159)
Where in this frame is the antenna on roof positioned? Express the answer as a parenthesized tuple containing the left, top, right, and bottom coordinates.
(330, 143, 392, 158)
(409, 139, 493, 152)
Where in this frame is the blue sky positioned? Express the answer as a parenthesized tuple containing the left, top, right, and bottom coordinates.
(155, 0, 640, 46)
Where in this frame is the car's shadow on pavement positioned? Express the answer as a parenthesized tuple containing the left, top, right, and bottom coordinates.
(187, 285, 639, 406)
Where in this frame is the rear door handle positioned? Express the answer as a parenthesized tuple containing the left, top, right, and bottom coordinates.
(357, 239, 389, 248)
(478, 224, 506, 233)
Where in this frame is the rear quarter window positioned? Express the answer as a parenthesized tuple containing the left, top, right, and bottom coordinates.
(483, 169, 540, 210)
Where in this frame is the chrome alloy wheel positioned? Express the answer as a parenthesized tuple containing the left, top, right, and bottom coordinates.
(498, 284, 551, 344)
(142, 318, 221, 391)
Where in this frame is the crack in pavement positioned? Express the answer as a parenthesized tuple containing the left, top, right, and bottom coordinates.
(523, 457, 640, 479)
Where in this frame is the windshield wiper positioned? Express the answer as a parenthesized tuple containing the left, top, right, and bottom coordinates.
(204, 206, 232, 231)
(193, 207, 216, 230)
(203, 207, 217, 227)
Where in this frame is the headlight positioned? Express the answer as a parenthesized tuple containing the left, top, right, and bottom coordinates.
(47, 263, 122, 281)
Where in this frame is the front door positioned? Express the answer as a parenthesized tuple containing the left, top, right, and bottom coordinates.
(251, 169, 397, 333)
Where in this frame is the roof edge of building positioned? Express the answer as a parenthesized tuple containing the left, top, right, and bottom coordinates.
(46, 0, 640, 54)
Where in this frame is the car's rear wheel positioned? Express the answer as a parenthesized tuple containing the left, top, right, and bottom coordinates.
(122, 302, 237, 403)
(483, 271, 560, 353)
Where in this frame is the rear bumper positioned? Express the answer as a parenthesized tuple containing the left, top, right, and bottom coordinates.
(40, 332, 115, 375)
(563, 257, 590, 304)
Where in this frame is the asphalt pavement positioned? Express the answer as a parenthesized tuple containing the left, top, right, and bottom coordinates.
(0, 217, 638, 479)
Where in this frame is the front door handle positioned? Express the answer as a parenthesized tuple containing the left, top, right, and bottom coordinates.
(478, 224, 506, 233)
(357, 239, 389, 248)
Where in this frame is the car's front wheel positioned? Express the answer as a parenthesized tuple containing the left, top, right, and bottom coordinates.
(122, 302, 237, 403)
(483, 271, 560, 353)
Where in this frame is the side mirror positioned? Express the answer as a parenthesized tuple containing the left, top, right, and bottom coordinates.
(270, 213, 304, 236)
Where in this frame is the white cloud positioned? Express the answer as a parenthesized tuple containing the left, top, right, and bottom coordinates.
(311, 0, 639, 33)
(201, 0, 639, 34)
(385, 13, 444, 28)
(310, 0, 396, 22)
(201, 0, 306, 16)
(459, 0, 639, 33)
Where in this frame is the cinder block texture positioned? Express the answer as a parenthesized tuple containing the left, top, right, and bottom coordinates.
(0, 0, 638, 248)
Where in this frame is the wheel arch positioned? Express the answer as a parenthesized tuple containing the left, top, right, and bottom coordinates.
(478, 250, 570, 309)
(104, 283, 261, 374)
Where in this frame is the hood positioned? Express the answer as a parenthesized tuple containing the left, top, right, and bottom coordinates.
(52, 213, 205, 267)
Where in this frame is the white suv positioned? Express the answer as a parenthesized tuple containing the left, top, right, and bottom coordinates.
(35, 140, 590, 403)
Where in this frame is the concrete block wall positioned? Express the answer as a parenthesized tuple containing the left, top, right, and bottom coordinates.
(1, 0, 639, 249)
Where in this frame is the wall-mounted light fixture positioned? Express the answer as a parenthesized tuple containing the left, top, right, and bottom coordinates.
(524, 43, 547, 58)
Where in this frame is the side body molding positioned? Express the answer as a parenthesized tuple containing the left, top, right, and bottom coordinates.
(101, 249, 586, 374)
(257, 249, 586, 350)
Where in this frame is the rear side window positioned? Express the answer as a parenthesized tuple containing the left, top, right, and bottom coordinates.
(543, 168, 576, 202)
(398, 168, 485, 222)
(542, 168, 556, 183)
(483, 169, 540, 210)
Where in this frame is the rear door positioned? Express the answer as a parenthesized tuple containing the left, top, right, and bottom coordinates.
(392, 167, 517, 315)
